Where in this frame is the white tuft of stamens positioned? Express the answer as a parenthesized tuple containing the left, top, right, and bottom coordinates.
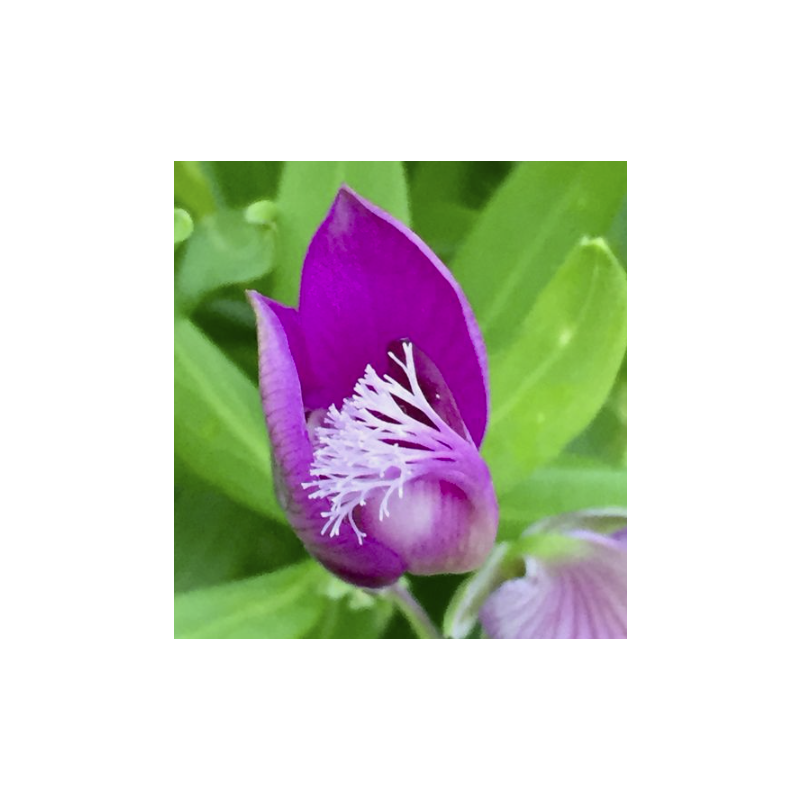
(302, 342, 463, 545)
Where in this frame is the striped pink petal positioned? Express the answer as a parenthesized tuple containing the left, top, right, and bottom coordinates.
(479, 530, 626, 639)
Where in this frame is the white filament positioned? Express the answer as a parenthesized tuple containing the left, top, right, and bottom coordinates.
(302, 342, 462, 545)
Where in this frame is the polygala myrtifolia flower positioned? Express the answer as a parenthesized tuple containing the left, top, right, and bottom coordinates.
(247, 187, 498, 588)
(445, 510, 627, 639)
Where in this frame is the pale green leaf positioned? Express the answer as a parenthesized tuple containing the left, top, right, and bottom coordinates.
(174, 317, 280, 518)
(498, 456, 627, 541)
(606, 197, 627, 268)
(174, 561, 324, 639)
(568, 369, 627, 466)
(453, 161, 626, 352)
(176, 209, 275, 312)
(482, 239, 627, 492)
(174, 161, 216, 219)
(271, 161, 410, 304)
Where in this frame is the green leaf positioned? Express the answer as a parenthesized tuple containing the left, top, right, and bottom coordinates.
(310, 601, 394, 638)
(452, 161, 627, 351)
(411, 201, 477, 263)
(410, 161, 471, 207)
(174, 561, 325, 639)
(174, 208, 193, 247)
(174, 477, 303, 594)
(605, 197, 627, 268)
(174, 161, 216, 219)
(460, 161, 516, 209)
(443, 546, 512, 639)
(497, 456, 627, 541)
(191, 295, 262, 383)
(201, 161, 282, 208)
(408, 162, 476, 261)
(271, 161, 410, 304)
(482, 239, 627, 492)
(568, 370, 627, 467)
(175, 209, 275, 312)
(174, 316, 280, 519)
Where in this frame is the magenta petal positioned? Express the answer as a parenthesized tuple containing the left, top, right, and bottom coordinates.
(479, 531, 627, 639)
(254, 295, 331, 411)
(247, 291, 318, 529)
(304, 533, 405, 590)
(247, 291, 405, 588)
(298, 186, 490, 445)
(358, 478, 497, 576)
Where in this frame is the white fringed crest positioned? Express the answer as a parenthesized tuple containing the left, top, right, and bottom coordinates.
(303, 342, 462, 544)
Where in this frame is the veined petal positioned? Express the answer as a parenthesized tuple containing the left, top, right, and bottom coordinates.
(479, 530, 627, 639)
(247, 291, 313, 519)
(358, 478, 496, 575)
(247, 291, 405, 588)
(298, 186, 490, 445)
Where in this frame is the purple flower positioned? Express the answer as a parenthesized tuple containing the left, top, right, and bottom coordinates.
(479, 526, 627, 639)
(247, 187, 498, 588)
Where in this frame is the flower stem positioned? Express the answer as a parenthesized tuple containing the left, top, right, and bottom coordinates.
(384, 582, 442, 639)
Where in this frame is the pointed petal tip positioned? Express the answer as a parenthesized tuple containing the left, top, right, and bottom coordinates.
(245, 288, 266, 312)
(332, 184, 396, 227)
(335, 183, 366, 204)
(246, 290, 296, 325)
(331, 184, 360, 211)
(328, 184, 382, 230)
(300, 181, 490, 443)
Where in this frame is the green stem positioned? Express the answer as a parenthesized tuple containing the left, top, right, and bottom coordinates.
(384, 583, 442, 639)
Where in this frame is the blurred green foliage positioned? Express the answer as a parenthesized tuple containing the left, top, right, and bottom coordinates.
(174, 161, 627, 639)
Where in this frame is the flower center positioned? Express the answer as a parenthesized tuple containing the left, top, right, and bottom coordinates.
(303, 341, 469, 545)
